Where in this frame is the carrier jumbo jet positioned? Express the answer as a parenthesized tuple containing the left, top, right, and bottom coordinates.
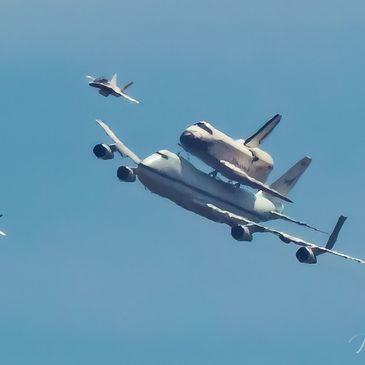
(86, 74, 140, 104)
(179, 115, 293, 201)
(92, 120, 365, 266)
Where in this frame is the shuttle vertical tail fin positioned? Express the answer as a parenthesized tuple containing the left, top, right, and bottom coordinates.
(245, 114, 282, 148)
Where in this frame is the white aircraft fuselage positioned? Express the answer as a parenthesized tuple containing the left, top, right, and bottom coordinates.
(89, 81, 122, 97)
(180, 122, 274, 183)
(136, 150, 280, 223)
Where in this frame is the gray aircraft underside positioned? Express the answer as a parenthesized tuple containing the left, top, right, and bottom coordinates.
(93, 120, 365, 266)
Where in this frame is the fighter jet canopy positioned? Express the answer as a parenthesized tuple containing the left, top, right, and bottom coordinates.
(94, 77, 108, 83)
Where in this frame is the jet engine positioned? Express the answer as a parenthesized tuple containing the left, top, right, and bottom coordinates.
(93, 144, 114, 160)
(117, 166, 136, 182)
(296, 247, 317, 264)
(231, 225, 253, 242)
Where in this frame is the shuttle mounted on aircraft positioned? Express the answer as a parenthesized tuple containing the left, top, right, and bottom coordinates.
(179, 114, 301, 202)
(92, 120, 365, 266)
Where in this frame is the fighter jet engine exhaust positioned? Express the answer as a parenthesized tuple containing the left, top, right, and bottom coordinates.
(231, 225, 253, 242)
(296, 247, 317, 264)
(117, 166, 136, 182)
(93, 144, 115, 160)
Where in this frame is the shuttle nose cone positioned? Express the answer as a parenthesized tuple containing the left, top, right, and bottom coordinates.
(179, 131, 209, 152)
(180, 131, 195, 148)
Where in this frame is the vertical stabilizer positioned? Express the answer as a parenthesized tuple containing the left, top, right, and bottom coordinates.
(245, 114, 282, 148)
(110, 73, 118, 86)
(269, 156, 312, 198)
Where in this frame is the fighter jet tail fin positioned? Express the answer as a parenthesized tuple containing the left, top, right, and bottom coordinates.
(269, 156, 312, 198)
(110, 73, 117, 86)
(245, 114, 281, 148)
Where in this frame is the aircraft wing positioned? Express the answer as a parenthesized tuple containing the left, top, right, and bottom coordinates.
(96, 120, 141, 164)
(269, 210, 327, 234)
(219, 160, 292, 203)
(0, 230, 5, 236)
(116, 90, 140, 104)
(205, 203, 365, 265)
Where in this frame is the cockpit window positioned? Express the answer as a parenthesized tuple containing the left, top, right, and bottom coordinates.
(195, 122, 213, 134)
(95, 77, 108, 82)
(156, 151, 169, 159)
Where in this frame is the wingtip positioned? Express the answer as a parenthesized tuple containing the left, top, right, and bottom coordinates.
(274, 113, 282, 120)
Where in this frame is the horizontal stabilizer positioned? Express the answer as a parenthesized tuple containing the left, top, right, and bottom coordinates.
(122, 81, 134, 91)
(245, 114, 281, 148)
(96, 120, 141, 164)
(270, 211, 327, 234)
(220, 160, 292, 203)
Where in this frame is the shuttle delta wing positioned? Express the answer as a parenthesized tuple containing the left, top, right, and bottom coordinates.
(206, 204, 365, 265)
(219, 160, 292, 203)
(245, 114, 281, 148)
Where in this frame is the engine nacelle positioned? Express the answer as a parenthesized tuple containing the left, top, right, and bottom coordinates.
(296, 247, 317, 264)
(231, 225, 253, 242)
(117, 166, 136, 182)
(93, 144, 114, 160)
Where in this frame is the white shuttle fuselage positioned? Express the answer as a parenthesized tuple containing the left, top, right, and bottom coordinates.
(180, 122, 274, 183)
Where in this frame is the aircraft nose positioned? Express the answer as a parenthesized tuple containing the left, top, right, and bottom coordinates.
(179, 131, 209, 151)
(179, 131, 195, 147)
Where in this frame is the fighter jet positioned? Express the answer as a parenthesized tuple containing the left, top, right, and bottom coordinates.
(92, 120, 365, 266)
(179, 114, 294, 201)
(86, 74, 140, 104)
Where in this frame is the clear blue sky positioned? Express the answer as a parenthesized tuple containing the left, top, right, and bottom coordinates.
(1, 0, 365, 364)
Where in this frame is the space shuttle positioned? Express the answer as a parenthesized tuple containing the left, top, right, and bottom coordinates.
(179, 114, 311, 203)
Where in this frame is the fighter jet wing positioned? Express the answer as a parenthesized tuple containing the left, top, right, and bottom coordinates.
(269, 210, 327, 234)
(205, 203, 365, 265)
(219, 160, 293, 203)
(115, 90, 140, 104)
